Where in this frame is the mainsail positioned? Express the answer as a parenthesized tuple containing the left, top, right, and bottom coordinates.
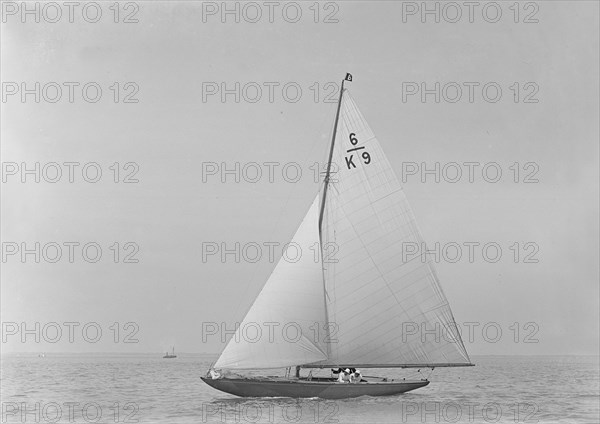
(315, 89, 471, 367)
(213, 81, 471, 370)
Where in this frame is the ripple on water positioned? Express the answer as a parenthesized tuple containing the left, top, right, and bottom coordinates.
(1, 355, 598, 424)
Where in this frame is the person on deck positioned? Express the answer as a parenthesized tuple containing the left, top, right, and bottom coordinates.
(332, 368, 344, 382)
(333, 367, 353, 383)
(350, 369, 362, 383)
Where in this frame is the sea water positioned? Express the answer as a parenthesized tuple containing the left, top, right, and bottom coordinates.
(1, 354, 598, 423)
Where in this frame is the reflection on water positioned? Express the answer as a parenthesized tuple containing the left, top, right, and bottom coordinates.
(1, 354, 598, 423)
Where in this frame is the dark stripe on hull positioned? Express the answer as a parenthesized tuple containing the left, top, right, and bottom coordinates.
(201, 377, 429, 399)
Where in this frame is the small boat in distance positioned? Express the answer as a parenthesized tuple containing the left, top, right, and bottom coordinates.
(202, 74, 473, 399)
(163, 347, 177, 359)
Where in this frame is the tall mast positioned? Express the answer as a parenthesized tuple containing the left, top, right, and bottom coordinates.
(318, 76, 347, 235)
(315, 75, 348, 365)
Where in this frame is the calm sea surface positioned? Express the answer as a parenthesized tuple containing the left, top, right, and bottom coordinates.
(1, 354, 598, 423)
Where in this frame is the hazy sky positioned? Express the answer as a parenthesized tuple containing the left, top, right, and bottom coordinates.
(1, 1, 598, 357)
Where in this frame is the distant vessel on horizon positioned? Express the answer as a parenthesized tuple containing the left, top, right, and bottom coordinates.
(163, 347, 177, 359)
(202, 74, 473, 399)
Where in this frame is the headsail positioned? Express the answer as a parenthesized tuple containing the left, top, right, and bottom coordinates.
(214, 195, 328, 369)
(314, 88, 471, 368)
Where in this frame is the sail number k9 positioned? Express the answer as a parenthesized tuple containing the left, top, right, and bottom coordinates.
(344, 133, 371, 170)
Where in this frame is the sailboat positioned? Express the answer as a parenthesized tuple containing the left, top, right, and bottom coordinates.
(163, 347, 177, 358)
(202, 74, 473, 399)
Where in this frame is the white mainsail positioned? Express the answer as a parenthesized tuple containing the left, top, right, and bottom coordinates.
(315, 89, 470, 367)
(213, 195, 328, 369)
(213, 84, 471, 370)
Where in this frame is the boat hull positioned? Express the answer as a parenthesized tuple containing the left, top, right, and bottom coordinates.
(201, 377, 429, 399)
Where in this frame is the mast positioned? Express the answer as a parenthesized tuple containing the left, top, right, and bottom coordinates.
(315, 74, 350, 364)
(318, 75, 349, 235)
